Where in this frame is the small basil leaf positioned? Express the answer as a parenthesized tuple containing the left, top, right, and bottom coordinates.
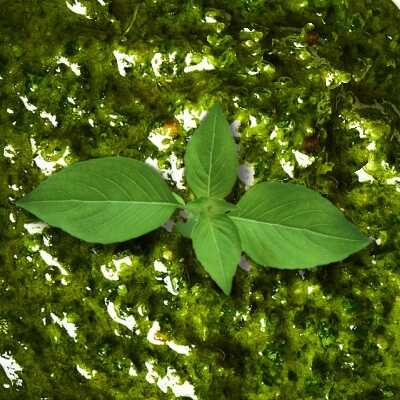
(229, 182, 371, 269)
(184, 104, 238, 199)
(172, 192, 185, 206)
(16, 157, 179, 244)
(191, 214, 241, 295)
(186, 197, 236, 216)
(175, 218, 197, 239)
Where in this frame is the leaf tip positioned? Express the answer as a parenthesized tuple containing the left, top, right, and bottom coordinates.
(15, 197, 27, 208)
(209, 102, 223, 115)
(356, 229, 373, 248)
(222, 286, 232, 296)
(172, 192, 185, 206)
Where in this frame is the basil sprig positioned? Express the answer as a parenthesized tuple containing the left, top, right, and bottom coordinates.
(17, 104, 371, 294)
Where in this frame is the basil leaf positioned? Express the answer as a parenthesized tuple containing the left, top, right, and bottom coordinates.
(175, 218, 196, 239)
(172, 192, 186, 206)
(229, 182, 371, 269)
(184, 104, 238, 199)
(191, 214, 241, 295)
(16, 157, 179, 244)
(186, 197, 236, 216)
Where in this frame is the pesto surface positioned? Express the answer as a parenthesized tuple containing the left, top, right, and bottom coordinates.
(1, 0, 400, 399)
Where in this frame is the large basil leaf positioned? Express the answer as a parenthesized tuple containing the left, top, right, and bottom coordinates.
(16, 157, 179, 244)
(229, 182, 371, 269)
(191, 213, 241, 294)
(184, 104, 238, 199)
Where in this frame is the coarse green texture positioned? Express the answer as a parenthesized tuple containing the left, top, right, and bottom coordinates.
(16, 157, 179, 244)
(184, 103, 238, 198)
(192, 213, 241, 295)
(0, 0, 400, 399)
(230, 182, 371, 269)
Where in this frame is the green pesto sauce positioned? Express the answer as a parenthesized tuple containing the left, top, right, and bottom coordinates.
(1, 0, 400, 399)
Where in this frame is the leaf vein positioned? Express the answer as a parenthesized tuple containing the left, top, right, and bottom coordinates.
(207, 111, 218, 196)
(230, 216, 364, 242)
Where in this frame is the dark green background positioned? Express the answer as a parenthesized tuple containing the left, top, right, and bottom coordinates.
(1, 0, 399, 398)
